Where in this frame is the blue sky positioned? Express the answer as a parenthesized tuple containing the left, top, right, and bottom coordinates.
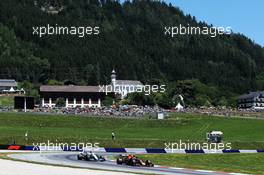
(166, 0, 264, 46)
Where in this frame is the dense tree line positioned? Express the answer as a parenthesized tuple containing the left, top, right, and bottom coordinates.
(0, 0, 264, 106)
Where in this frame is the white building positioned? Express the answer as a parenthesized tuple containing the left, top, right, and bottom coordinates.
(0, 79, 24, 94)
(0, 79, 17, 92)
(238, 91, 264, 110)
(40, 85, 108, 108)
(39, 70, 143, 108)
(110, 70, 143, 99)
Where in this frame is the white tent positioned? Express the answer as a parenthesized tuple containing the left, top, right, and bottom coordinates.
(9, 87, 15, 92)
(175, 103, 184, 111)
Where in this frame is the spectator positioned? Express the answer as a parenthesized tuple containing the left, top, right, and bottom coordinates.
(112, 131, 115, 140)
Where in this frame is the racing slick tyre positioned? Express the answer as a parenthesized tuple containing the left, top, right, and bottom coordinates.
(116, 158, 123, 165)
(131, 158, 137, 166)
(99, 156, 106, 162)
(145, 160, 154, 167)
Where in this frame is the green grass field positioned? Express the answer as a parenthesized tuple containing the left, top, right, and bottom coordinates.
(1, 112, 264, 174)
(0, 112, 264, 149)
(139, 153, 264, 175)
(0, 96, 13, 107)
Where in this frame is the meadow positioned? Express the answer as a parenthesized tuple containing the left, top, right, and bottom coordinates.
(139, 153, 264, 175)
(0, 112, 263, 149)
(0, 96, 13, 107)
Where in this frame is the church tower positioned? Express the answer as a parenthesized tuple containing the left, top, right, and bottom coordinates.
(111, 69, 116, 85)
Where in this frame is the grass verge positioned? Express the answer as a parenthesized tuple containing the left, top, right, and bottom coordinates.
(139, 153, 264, 175)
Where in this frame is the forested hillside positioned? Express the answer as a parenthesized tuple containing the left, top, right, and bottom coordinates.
(0, 0, 264, 106)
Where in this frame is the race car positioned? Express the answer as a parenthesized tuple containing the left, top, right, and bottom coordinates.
(116, 154, 154, 167)
(77, 151, 106, 162)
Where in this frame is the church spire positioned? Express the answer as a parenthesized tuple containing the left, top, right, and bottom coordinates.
(111, 69, 116, 84)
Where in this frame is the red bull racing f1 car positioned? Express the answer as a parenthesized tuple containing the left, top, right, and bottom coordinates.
(116, 154, 154, 167)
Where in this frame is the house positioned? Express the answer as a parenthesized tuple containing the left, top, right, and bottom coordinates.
(0, 79, 17, 93)
(111, 70, 143, 99)
(39, 85, 110, 108)
(39, 70, 143, 108)
(237, 91, 264, 109)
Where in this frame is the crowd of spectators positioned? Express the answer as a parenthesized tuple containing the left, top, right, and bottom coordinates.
(181, 106, 264, 118)
(183, 106, 234, 116)
(33, 105, 163, 117)
(2, 102, 264, 119)
(0, 106, 12, 112)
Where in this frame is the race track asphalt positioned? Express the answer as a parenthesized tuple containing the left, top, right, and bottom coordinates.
(9, 152, 242, 175)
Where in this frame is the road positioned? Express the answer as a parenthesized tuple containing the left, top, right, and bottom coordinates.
(9, 152, 244, 175)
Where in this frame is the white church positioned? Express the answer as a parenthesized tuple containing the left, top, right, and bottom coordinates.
(110, 70, 143, 99)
